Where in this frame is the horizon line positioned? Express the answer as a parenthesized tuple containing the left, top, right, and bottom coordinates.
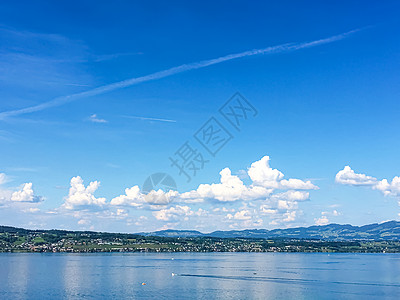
(1, 218, 396, 234)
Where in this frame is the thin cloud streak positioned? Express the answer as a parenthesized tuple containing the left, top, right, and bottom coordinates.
(0, 29, 360, 120)
(88, 114, 108, 123)
(124, 115, 177, 123)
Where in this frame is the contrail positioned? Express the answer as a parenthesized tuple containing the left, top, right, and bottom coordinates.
(0, 29, 359, 120)
(123, 115, 177, 123)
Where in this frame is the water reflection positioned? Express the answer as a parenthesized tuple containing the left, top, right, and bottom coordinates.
(1, 253, 400, 299)
(6, 254, 29, 299)
(63, 255, 86, 299)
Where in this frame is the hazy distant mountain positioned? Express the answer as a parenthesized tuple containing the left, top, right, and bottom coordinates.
(2, 221, 400, 241)
(137, 221, 400, 241)
(137, 229, 204, 238)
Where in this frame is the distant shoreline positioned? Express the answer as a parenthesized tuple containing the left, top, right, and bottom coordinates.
(2, 224, 400, 254)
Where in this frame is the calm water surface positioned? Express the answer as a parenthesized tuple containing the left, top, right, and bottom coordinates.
(1, 253, 399, 299)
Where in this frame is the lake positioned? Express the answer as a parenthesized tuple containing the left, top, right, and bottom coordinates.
(1, 253, 399, 299)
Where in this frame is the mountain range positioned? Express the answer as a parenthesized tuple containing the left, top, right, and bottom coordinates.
(2, 221, 400, 241)
(137, 221, 400, 241)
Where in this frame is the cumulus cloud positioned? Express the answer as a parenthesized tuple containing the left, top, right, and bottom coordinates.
(152, 205, 208, 221)
(181, 168, 272, 202)
(47, 155, 318, 229)
(255, 190, 311, 225)
(196, 168, 248, 202)
(227, 210, 252, 220)
(110, 186, 143, 207)
(11, 183, 43, 202)
(248, 156, 318, 190)
(279, 179, 318, 190)
(283, 211, 297, 223)
(213, 207, 235, 213)
(271, 190, 310, 202)
(374, 177, 400, 198)
(277, 200, 298, 210)
(63, 176, 106, 209)
(153, 205, 192, 221)
(260, 206, 278, 215)
(315, 215, 329, 226)
(336, 166, 400, 208)
(315, 210, 340, 226)
(176, 155, 318, 227)
(335, 166, 377, 186)
(144, 190, 179, 205)
(248, 156, 284, 188)
(110, 185, 178, 207)
(62, 154, 317, 230)
(0, 175, 43, 207)
(181, 156, 317, 205)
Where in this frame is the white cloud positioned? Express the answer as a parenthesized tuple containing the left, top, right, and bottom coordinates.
(144, 189, 178, 205)
(187, 168, 247, 202)
(152, 205, 208, 222)
(248, 156, 284, 188)
(322, 210, 340, 217)
(116, 209, 128, 217)
(173, 155, 318, 227)
(180, 156, 317, 205)
(213, 207, 235, 213)
(254, 189, 310, 225)
(336, 166, 400, 208)
(6, 154, 318, 230)
(0, 174, 43, 205)
(260, 206, 278, 215)
(78, 219, 90, 225)
(374, 177, 400, 198)
(0, 173, 8, 185)
(248, 156, 318, 190)
(277, 200, 296, 210)
(279, 179, 318, 190)
(0, 173, 12, 203)
(153, 205, 192, 221)
(271, 190, 310, 202)
(110, 186, 143, 207)
(335, 166, 377, 186)
(181, 167, 272, 202)
(11, 183, 42, 202)
(88, 114, 108, 123)
(63, 176, 106, 209)
(316, 210, 340, 226)
(315, 215, 329, 226)
(230, 210, 252, 220)
(283, 211, 297, 222)
(111, 185, 178, 207)
(53, 154, 318, 234)
(134, 215, 148, 226)
(22, 207, 40, 213)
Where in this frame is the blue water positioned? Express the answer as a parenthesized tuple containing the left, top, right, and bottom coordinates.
(1, 253, 400, 299)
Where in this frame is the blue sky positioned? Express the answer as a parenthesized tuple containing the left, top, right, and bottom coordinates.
(0, 1, 400, 232)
